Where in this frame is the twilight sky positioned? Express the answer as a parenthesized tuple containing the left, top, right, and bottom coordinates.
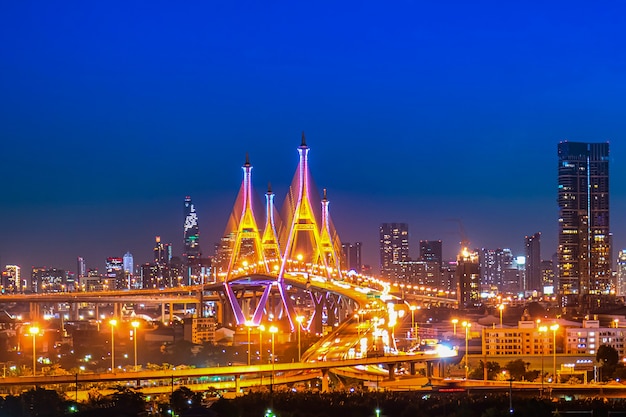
(2, 1, 626, 274)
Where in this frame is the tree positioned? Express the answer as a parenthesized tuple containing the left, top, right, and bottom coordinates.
(170, 386, 202, 414)
(469, 360, 501, 380)
(596, 345, 619, 380)
(504, 359, 527, 381)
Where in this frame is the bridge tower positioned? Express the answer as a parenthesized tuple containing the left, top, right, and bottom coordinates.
(225, 154, 268, 280)
(279, 134, 336, 280)
(261, 183, 281, 271)
(319, 189, 343, 279)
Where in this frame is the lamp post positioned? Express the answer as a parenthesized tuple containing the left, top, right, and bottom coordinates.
(539, 325, 547, 394)
(259, 324, 265, 364)
(462, 321, 471, 379)
(29, 326, 39, 376)
(269, 326, 278, 391)
(245, 320, 253, 366)
(109, 319, 117, 372)
(296, 316, 304, 362)
(550, 324, 559, 382)
(409, 305, 417, 342)
(131, 320, 140, 371)
(614, 318, 619, 328)
(451, 318, 458, 336)
(499, 304, 504, 328)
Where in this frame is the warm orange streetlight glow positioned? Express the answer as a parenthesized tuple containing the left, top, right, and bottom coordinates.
(109, 319, 117, 372)
(29, 326, 39, 376)
(131, 320, 140, 370)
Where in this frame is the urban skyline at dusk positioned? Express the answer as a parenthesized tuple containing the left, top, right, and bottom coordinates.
(2, 2, 626, 274)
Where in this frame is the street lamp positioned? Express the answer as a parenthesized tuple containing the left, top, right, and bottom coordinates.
(259, 324, 265, 364)
(451, 318, 458, 336)
(29, 326, 39, 376)
(538, 325, 547, 393)
(354, 313, 361, 338)
(614, 318, 619, 328)
(499, 304, 504, 328)
(296, 316, 304, 362)
(245, 320, 254, 366)
(462, 321, 471, 379)
(109, 319, 117, 372)
(550, 324, 559, 382)
(409, 305, 417, 342)
(131, 321, 140, 371)
(269, 326, 278, 391)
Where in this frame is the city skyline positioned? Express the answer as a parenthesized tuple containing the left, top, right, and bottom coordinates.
(2, 2, 626, 273)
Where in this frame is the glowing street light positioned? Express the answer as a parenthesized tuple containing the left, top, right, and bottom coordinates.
(409, 305, 417, 342)
(462, 321, 471, 379)
(498, 304, 504, 328)
(550, 324, 559, 382)
(109, 319, 117, 372)
(451, 318, 458, 336)
(29, 326, 40, 376)
(245, 320, 254, 366)
(259, 324, 265, 364)
(131, 320, 140, 371)
(296, 316, 304, 362)
(538, 325, 547, 393)
(269, 325, 278, 392)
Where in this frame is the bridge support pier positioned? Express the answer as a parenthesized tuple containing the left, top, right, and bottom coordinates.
(386, 363, 397, 381)
(409, 362, 416, 375)
(29, 303, 40, 321)
(235, 374, 240, 393)
(321, 369, 329, 393)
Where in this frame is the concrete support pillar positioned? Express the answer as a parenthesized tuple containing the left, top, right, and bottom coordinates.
(409, 362, 416, 375)
(29, 303, 39, 321)
(169, 303, 173, 323)
(235, 374, 241, 393)
(161, 303, 166, 323)
(387, 363, 396, 381)
(321, 369, 329, 392)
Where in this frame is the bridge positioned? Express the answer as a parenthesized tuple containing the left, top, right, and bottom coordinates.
(1, 136, 460, 395)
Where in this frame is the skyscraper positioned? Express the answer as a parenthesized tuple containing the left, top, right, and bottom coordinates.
(525, 232, 541, 292)
(557, 141, 610, 309)
(419, 240, 442, 268)
(183, 196, 202, 284)
(617, 251, 626, 297)
(341, 242, 363, 272)
(379, 223, 409, 278)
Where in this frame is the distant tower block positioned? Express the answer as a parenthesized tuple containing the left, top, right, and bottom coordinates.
(225, 154, 267, 280)
(261, 183, 281, 270)
(319, 189, 343, 278)
(279, 133, 335, 280)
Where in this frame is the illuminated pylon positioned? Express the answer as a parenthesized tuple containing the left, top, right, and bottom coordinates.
(318, 189, 343, 279)
(225, 154, 268, 281)
(261, 183, 281, 272)
(279, 133, 333, 279)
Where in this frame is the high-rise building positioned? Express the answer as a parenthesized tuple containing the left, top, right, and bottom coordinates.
(525, 232, 541, 292)
(379, 223, 409, 278)
(341, 242, 362, 272)
(123, 251, 136, 288)
(31, 267, 66, 293)
(557, 141, 610, 309)
(77, 257, 86, 280)
(105, 257, 124, 290)
(457, 247, 480, 307)
(617, 250, 626, 297)
(541, 260, 555, 291)
(419, 240, 442, 268)
(2, 265, 21, 293)
(183, 196, 202, 274)
(479, 248, 514, 292)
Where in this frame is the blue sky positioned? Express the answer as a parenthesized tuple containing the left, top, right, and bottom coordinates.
(1, 1, 626, 272)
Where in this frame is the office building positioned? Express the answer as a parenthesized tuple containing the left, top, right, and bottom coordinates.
(2, 265, 21, 293)
(457, 248, 480, 307)
(525, 232, 541, 292)
(419, 240, 442, 268)
(341, 242, 362, 272)
(617, 250, 626, 297)
(480, 248, 515, 292)
(31, 267, 66, 293)
(105, 257, 124, 290)
(557, 141, 610, 309)
(379, 223, 409, 279)
(183, 196, 202, 284)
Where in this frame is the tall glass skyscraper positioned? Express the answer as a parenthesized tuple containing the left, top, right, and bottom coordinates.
(379, 223, 409, 278)
(557, 141, 610, 310)
(183, 196, 202, 284)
